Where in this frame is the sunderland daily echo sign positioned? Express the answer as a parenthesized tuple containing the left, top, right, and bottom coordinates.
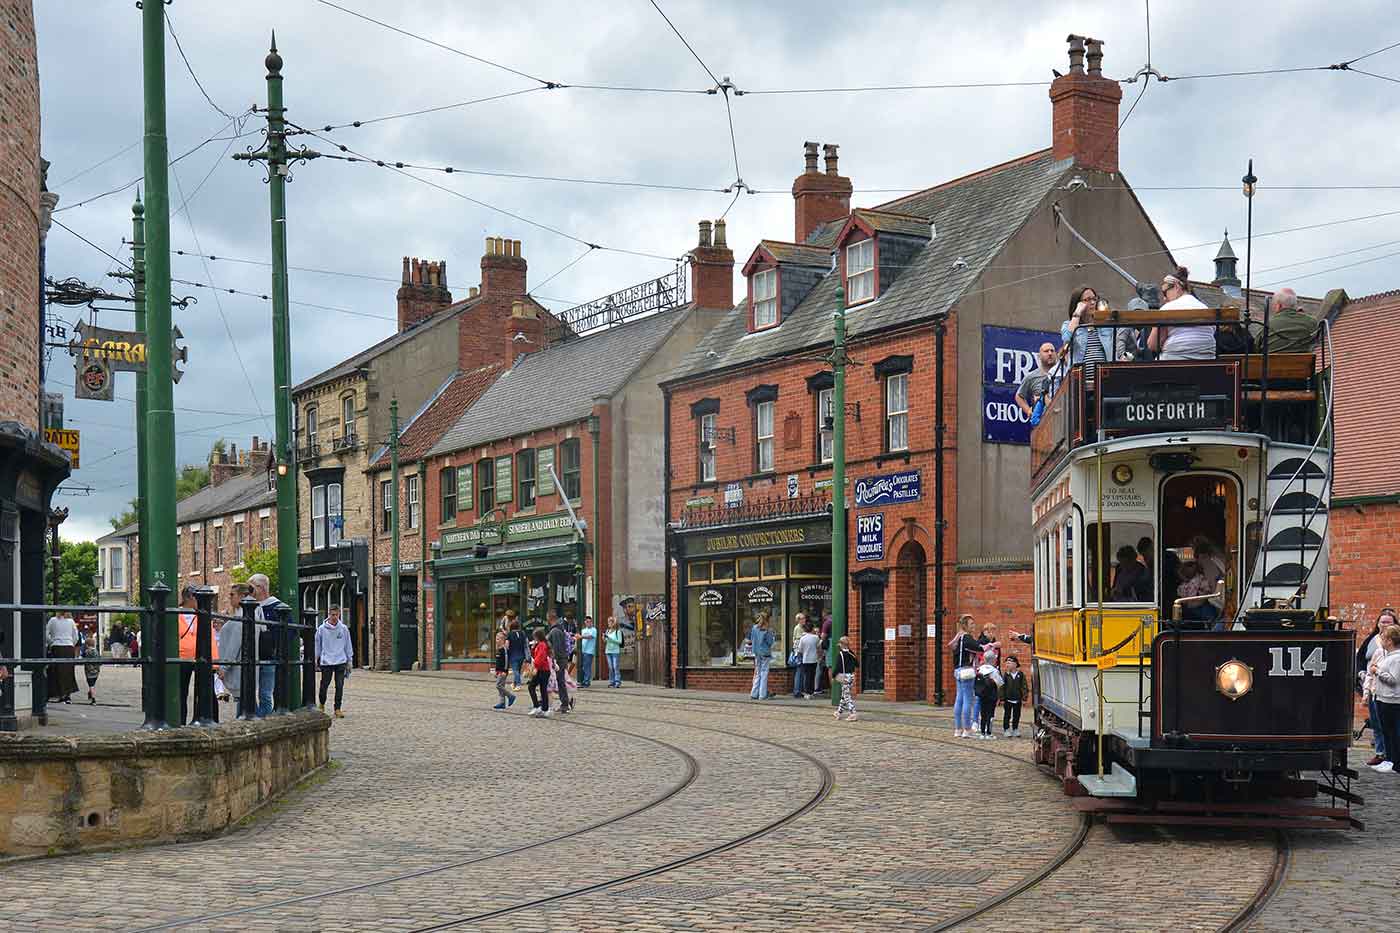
(982, 324, 1057, 445)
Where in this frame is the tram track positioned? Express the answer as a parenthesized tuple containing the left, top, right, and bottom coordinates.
(1219, 830, 1290, 933)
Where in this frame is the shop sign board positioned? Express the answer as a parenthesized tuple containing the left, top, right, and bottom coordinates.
(698, 588, 725, 606)
(495, 455, 513, 503)
(786, 474, 799, 499)
(681, 520, 833, 558)
(490, 578, 520, 595)
(685, 495, 715, 510)
(44, 428, 80, 468)
(855, 512, 884, 562)
(537, 446, 556, 496)
(724, 482, 743, 508)
(982, 324, 1058, 445)
(441, 510, 575, 551)
(854, 469, 921, 508)
(747, 585, 776, 604)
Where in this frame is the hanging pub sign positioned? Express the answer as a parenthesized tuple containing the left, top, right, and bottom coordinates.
(854, 469, 921, 508)
(1098, 361, 1240, 436)
(74, 356, 113, 400)
(70, 322, 148, 372)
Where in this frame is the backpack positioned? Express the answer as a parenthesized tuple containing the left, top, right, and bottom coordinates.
(1216, 322, 1253, 355)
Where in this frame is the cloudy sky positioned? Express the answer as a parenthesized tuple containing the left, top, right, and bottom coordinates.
(38, 0, 1400, 541)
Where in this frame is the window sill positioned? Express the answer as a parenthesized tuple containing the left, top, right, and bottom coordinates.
(743, 472, 778, 485)
(438, 520, 457, 530)
(874, 450, 912, 468)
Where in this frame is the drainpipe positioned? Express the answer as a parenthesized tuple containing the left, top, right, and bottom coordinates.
(933, 313, 947, 706)
(663, 388, 674, 689)
(589, 401, 604, 684)
(419, 459, 429, 670)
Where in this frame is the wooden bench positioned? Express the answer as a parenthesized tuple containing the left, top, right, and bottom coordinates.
(1221, 352, 1315, 382)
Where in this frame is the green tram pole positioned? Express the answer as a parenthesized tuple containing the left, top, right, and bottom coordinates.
(389, 399, 401, 673)
(236, 37, 320, 704)
(829, 285, 848, 705)
(141, 0, 180, 725)
(131, 197, 149, 604)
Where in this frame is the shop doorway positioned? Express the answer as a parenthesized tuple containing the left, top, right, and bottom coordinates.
(397, 575, 419, 670)
(857, 575, 886, 692)
(896, 541, 927, 700)
(627, 596, 669, 687)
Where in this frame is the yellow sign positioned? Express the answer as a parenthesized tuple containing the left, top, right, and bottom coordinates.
(44, 427, 80, 468)
(1096, 654, 1118, 670)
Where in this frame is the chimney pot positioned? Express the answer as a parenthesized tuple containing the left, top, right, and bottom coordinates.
(484, 236, 494, 256)
(822, 143, 840, 176)
(469, 285, 480, 298)
(690, 217, 734, 310)
(400, 256, 410, 284)
(440, 259, 448, 288)
(713, 218, 727, 248)
(791, 139, 853, 243)
(698, 220, 713, 248)
(1086, 37, 1104, 76)
(1066, 33, 1086, 73)
(802, 141, 820, 174)
(513, 239, 522, 258)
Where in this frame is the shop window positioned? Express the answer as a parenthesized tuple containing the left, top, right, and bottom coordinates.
(737, 582, 782, 662)
(440, 467, 457, 523)
(406, 475, 420, 530)
(688, 561, 711, 585)
(560, 439, 581, 501)
(790, 553, 832, 578)
(788, 579, 833, 663)
(517, 449, 537, 508)
(478, 458, 495, 514)
(526, 574, 550, 622)
(466, 578, 492, 657)
(846, 238, 874, 303)
(737, 557, 762, 580)
(441, 579, 468, 658)
(712, 559, 735, 582)
(380, 480, 392, 531)
(687, 585, 736, 667)
(762, 555, 786, 579)
(551, 571, 580, 621)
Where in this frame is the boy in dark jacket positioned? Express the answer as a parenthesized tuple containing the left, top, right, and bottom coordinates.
(1001, 656, 1027, 737)
(832, 635, 859, 721)
(974, 665, 1001, 738)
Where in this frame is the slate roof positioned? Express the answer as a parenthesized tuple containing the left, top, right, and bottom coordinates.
(666, 149, 1073, 383)
(427, 309, 689, 457)
(369, 363, 503, 469)
(1191, 282, 1322, 319)
(755, 240, 829, 266)
(294, 298, 480, 394)
(850, 208, 931, 239)
(106, 470, 277, 542)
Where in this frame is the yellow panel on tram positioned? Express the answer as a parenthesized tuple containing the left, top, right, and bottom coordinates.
(1034, 608, 1157, 664)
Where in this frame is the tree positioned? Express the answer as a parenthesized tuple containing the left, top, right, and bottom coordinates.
(230, 547, 278, 594)
(55, 539, 99, 605)
(110, 499, 138, 531)
(108, 439, 221, 529)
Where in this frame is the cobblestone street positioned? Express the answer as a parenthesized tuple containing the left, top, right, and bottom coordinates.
(3, 671, 1393, 932)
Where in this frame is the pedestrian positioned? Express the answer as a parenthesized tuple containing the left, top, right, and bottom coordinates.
(797, 621, 821, 699)
(506, 616, 528, 689)
(604, 616, 624, 688)
(109, 618, 128, 659)
(817, 612, 833, 693)
(578, 615, 597, 688)
(527, 627, 553, 718)
(249, 573, 280, 717)
(316, 604, 353, 718)
(492, 630, 516, 710)
(82, 642, 101, 705)
(126, 624, 139, 659)
(790, 613, 807, 697)
(44, 609, 79, 703)
(832, 635, 859, 721)
(1001, 656, 1026, 737)
(176, 585, 202, 725)
(1367, 624, 1400, 773)
(217, 603, 245, 715)
(950, 615, 983, 738)
(975, 622, 1001, 726)
(749, 611, 774, 700)
(975, 661, 1002, 739)
(1360, 608, 1397, 766)
(546, 610, 573, 713)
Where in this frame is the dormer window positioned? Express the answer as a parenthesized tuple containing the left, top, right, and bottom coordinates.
(752, 268, 778, 328)
(846, 239, 874, 303)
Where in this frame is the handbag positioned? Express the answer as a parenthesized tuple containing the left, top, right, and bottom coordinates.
(521, 661, 536, 680)
(955, 666, 976, 682)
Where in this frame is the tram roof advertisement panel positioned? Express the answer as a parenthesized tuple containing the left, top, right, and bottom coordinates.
(982, 325, 1058, 445)
(1097, 361, 1241, 437)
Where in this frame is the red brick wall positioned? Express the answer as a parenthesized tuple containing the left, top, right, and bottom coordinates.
(1329, 502, 1400, 622)
(1, 0, 40, 430)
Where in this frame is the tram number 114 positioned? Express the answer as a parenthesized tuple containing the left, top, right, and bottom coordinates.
(1267, 646, 1327, 677)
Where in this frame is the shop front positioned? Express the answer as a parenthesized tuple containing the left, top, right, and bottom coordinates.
(433, 511, 584, 669)
(298, 539, 369, 666)
(673, 516, 833, 692)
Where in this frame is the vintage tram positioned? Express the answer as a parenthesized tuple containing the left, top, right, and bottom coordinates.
(1026, 298, 1360, 829)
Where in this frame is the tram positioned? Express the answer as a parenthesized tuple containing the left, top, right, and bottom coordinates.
(1026, 223, 1360, 830)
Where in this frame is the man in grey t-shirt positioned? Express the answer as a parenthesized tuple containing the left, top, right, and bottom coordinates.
(1015, 342, 1059, 416)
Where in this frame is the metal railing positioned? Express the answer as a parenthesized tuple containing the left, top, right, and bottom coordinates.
(0, 584, 318, 731)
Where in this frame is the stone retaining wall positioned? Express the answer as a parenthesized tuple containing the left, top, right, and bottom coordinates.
(0, 711, 330, 858)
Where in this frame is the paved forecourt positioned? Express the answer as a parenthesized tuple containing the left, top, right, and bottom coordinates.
(4, 672, 1393, 932)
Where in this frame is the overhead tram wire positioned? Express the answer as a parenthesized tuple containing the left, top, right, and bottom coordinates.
(316, 87, 549, 131)
(1351, 69, 1400, 85)
(1257, 247, 1400, 287)
(303, 127, 682, 263)
(53, 141, 142, 189)
(165, 9, 239, 122)
(528, 246, 596, 298)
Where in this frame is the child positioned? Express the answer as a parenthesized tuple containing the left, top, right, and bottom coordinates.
(1176, 560, 1210, 622)
(1370, 625, 1400, 773)
(527, 628, 553, 718)
(492, 631, 515, 710)
(975, 661, 1003, 739)
(832, 635, 859, 721)
(1001, 656, 1026, 737)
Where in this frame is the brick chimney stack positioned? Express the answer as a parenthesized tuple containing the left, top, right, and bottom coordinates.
(396, 256, 452, 331)
(504, 299, 546, 362)
(791, 141, 852, 244)
(481, 236, 527, 298)
(209, 436, 272, 486)
(690, 218, 734, 310)
(1049, 35, 1123, 173)
(459, 236, 537, 370)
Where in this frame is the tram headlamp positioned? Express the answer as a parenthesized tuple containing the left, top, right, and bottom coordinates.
(1215, 660, 1253, 701)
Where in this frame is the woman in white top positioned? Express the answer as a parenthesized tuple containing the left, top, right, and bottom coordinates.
(1147, 267, 1216, 361)
(44, 611, 80, 703)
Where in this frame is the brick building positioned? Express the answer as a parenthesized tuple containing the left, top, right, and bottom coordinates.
(291, 237, 555, 667)
(661, 35, 1215, 702)
(365, 222, 731, 679)
(1326, 287, 1400, 623)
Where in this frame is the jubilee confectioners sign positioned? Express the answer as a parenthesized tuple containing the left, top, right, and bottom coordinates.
(681, 521, 833, 557)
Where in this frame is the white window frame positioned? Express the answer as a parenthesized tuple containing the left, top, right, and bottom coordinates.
(699, 412, 717, 482)
(109, 547, 124, 591)
(756, 400, 775, 473)
(190, 528, 201, 572)
(305, 404, 318, 450)
(312, 485, 327, 550)
(818, 388, 834, 464)
(846, 239, 875, 303)
(341, 394, 355, 442)
(328, 482, 343, 547)
(234, 518, 246, 566)
(752, 268, 777, 328)
(885, 373, 909, 452)
(406, 475, 420, 530)
(381, 479, 393, 531)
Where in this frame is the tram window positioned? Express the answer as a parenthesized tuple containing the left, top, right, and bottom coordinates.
(1084, 521, 1154, 603)
(1032, 538, 1041, 611)
(1063, 519, 1075, 607)
(1051, 526, 1061, 607)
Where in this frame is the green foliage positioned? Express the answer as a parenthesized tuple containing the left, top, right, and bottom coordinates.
(231, 547, 278, 593)
(110, 499, 138, 531)
(57, 539, 99, 605)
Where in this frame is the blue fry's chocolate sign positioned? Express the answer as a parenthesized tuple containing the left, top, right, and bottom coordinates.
(854, 469, 921, 508)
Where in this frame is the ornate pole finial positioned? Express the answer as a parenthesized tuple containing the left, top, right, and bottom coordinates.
(266, 31, 283, 76)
